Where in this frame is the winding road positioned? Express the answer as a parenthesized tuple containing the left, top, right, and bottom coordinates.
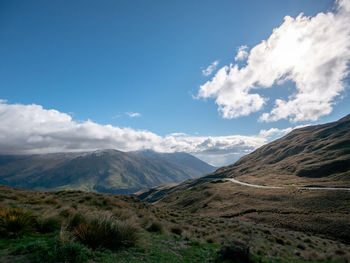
(228, 178, 350, 191)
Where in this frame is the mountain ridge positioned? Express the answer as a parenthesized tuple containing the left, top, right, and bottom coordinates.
(136, 114, 350, 244)
(137, 113, 350, 202)
(0, 149, 216, 194)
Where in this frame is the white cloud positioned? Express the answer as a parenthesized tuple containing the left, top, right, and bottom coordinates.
(234, 45, 248, 61)
(2, 101, 313, 166)
(198, 0, 350, 122)
(259, 127, 293, 138)
(167, 132, 187, 137)
(0, 100, 267, 167)
(202, 60, 219, 76)
(126, 112, 141, 118)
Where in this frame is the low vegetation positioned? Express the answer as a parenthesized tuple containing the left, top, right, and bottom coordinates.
(73, 213, 138, 250)
(0, 208, 37, 238)
(0, 185, 349, 262)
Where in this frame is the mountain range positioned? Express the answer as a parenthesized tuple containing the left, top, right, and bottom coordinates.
(0, 149, 216, 194)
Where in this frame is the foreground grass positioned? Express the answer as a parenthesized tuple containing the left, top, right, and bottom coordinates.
(0, 231, 220, 263)
(0, 232, 340, 263)
(0, 185, 349, 262)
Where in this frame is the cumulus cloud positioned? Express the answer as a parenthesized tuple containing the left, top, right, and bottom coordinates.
(126, 112, 141, 118)
(234, 45, 248, 61)
(0, 100, 268, 167)
(259, 127, 293, 138)
(202, 60, 219, 76)
(198, 0, 350, 122)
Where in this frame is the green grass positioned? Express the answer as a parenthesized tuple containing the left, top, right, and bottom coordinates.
(0, 232, 220, 263)
(0, 231, 340, 263)
(90, 233, 220, 263)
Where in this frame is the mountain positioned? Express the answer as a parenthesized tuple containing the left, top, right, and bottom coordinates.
(0, 149, 216, 194)
(131, 150, 216, 175)
(140, 113, 350, 201)
(215, 113, 350, 186)
(137, 114, 350, 243)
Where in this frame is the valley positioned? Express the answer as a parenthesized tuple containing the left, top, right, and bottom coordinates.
(0, 115, 350, 262)
(2, 1, 350, 262)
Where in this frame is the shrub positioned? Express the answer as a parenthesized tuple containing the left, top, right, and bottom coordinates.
(216, 240, 251, 263)
(0, 208, 37, 238)
(73, 214, 138, 251)
(170, 226, 182, 236)
(37, 216, 62, 233)
(146, 222, 163, 233)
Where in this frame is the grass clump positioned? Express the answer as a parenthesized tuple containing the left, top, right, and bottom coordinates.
(0, 208, 37, 238)
(216, 240, 251, 263)
(37, 216, 62, 233)
(170, 226, 182, 236)
(146, 221, 163, 233)
(73, 213, 138, 251)
(67, 213, 88, 231)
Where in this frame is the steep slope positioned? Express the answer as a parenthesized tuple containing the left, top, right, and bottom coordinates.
(0, 149, 214, 194)
(138, 114, 350, 202)
(213, 113, 350, 186)
(132, 150, 216, 176)
(136, 115, 350, 243)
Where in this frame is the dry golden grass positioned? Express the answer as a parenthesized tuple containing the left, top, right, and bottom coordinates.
(1, 184, 350, 262)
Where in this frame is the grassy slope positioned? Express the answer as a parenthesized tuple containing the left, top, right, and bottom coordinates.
(136, 116, 350, 249)
(0, 185, 349, 262)
(216, 114, 350, 187)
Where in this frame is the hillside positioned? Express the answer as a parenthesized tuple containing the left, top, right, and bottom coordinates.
(0, 184, 350, 262)
(0, 149, 216, 194)
(137, 114, 350, 245)
(131, 150, 216, 176)
(216, 113, 350, 187)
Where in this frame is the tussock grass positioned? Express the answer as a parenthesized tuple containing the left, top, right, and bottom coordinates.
(37, 216, 62, 234)
(146, 221, 163, 233)
(73, 213, 139, 250)
(216, 240, 251, 263)
(0, 184, 349, 262)
(0, 208, 37, 238)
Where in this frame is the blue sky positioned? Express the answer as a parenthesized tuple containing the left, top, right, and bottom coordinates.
(1, 0, 349, 166)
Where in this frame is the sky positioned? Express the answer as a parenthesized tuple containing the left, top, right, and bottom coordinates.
(1, 0, 349, 166)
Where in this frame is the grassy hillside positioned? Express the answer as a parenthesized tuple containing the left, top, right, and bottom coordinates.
(0, 149, 216, 194)
(136, 115, 350, 261)
(0, 185, 349, 262)
(132, 150, 216, 175)
(215, 114, 350, 187)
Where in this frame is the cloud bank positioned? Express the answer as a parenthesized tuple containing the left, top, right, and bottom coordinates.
(0, 100, 273, 166)
(198, 0, 350, 122)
